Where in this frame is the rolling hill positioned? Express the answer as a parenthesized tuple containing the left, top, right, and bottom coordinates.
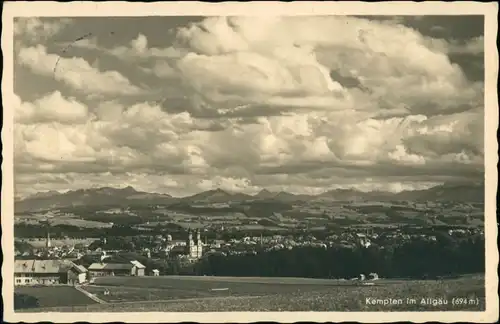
(15, 182, 484, 212)
(15, 186, 173, 212)
(393, 182, 485, 202)
(180, 188, 253, 203)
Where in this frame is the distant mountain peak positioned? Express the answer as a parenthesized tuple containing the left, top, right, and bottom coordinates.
(14, 180, 484, 213)
(200, 188, 231, 196)
(82, 186, 140, 194)
(15, 185, 171, 212)
(255, 188, 277, 199)
(22, 190, 61, 201)
(121, 185, 138, 192)
(275, 191, 296, 197)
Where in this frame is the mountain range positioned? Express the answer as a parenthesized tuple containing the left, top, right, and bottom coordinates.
(14, 182, 485, 212)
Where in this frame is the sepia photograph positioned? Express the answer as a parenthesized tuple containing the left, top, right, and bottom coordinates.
(2, 1, 498, 323)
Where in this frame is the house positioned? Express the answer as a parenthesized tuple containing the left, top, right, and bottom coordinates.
(88, 263, 132, 277)
(166, 245, 189, 258)
(68, 264, 88, 285)
(130, 260, 146, 276)
(14, 259, 87, 286)
(88, 260, 146, 277)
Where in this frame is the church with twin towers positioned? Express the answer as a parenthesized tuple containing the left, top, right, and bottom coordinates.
(164, 228, 205, 261)
(186, 229, 203, 259)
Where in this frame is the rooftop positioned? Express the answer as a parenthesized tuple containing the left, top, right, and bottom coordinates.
(130, 260, 146, 269)
(88, 263, 133, 271)
(14, 259, 84, 274)
(88, 260, 146, 271)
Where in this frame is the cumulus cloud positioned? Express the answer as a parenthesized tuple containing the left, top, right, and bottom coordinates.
(460, 36, 484, 55)
(170, 16, 482, 118)
(19, 123, 98, 164)
(388, 145, 426, 165)
(13, 16, 485, 197)
(15, 95, 214, 178)
(18, 45, 145, 96)
(176, 51, 345, 107)
(425, 35, 484, 56)
(15, 91, 89, 124)
(403, 110, 484, 157)
(111, 34, 185, 60)
(197, 176, 260, 194)
(65, 33, 184, 61)
(14, 97, 483, 197)
(139, 61, 177, 79)
(14, 18, 73, 43)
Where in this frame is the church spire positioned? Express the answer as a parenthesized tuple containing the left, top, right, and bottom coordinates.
(187, 229, 193, 246)
(46, 227, 51, 248)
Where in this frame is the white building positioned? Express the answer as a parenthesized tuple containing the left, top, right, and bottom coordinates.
(14, 259, 87, 286)
(165, 230, 204, 260)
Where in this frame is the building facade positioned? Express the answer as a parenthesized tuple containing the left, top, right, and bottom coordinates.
(88, 260, 146, 277)
(187, 230, 203, 259)
(14, 259, 87, 286)
(130, 260, 146, 276)
(68, 265, 88, 285)
(164, 230, 204, 261)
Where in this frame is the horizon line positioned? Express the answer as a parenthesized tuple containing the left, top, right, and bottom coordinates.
(17, 180, 485, 201)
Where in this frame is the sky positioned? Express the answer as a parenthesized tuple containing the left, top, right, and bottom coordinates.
(13, 15, 485, 198)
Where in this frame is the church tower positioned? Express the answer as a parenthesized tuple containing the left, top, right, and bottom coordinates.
(195, 229, 203, 258)
(188, 230, 193, 246)
(187, 230, 194, 258)
(184, 229, 204, 259)
(46, 228, 51, 248)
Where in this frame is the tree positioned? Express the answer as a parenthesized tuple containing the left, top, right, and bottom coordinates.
(14, 294, 39, 309)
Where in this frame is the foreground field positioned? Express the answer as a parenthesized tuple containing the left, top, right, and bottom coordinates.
(16, 274, 485, 312)
(15, 286, 97, 309)
(83, 285, 224, 303)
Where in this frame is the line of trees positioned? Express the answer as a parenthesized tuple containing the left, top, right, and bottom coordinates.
(14, 293, 39, 309)
(193, 233, 484, 279)
(70, 230, 484, 280)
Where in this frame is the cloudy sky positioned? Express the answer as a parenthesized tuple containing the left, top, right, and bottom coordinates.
(13, 15, 484, 198)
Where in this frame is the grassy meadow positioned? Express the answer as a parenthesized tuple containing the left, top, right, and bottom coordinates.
(15, 274, 485, 312)
(15, 286, 97, 308)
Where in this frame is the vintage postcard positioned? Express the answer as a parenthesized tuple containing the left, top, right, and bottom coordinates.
(2, 1, 499, 323)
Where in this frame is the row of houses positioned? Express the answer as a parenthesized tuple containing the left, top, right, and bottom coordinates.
(14, 259, 146, 286)
(14, 259, 87, 286)
(87, 260, 145, 277)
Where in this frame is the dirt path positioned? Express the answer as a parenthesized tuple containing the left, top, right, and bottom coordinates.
(75, 285, 108, 304)
(88, 284, 175, 291)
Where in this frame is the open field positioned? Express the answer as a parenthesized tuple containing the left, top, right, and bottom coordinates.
(16, 274, 485, 312)
(95, 275, 387, 285)
(47, 218, 113, 228)
(21, 238, 97, 248)
(15, 214, 113, 229)
(15, 286, 97, 309)
(82, 285, 223, 303)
